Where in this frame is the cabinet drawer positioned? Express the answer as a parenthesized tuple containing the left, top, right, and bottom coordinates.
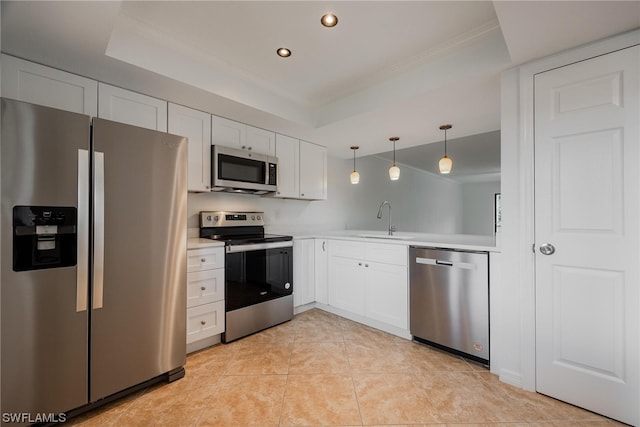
(187, 247, 224, 272)
(328, 239, 407, 266)
(366, 242, 407, 266)
(187, 268, 225, 308)
(328, 240, 365, 259)
(186, 301, 225, 344)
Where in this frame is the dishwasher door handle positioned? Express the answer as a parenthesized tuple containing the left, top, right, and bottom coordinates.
(415, 256, 477, 270)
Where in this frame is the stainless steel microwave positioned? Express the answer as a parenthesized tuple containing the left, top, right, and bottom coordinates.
(211, 145, 277, 194)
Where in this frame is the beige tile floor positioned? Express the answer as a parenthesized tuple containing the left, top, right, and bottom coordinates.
(69, 309, 626, 426)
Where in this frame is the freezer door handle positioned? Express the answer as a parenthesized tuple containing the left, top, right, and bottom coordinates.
(93, 151, 105, 309)
(77, 149, 89, 312)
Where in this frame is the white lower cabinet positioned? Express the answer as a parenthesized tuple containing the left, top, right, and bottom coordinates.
(186, 301, 225, 344)
(293, 238, 316, 307)
(186, 246, 225, 352)
(314, 239, 329, 305)
(328, 240, 408, 330)
(364, 262, 408, 329)
(328, 255, 365, 316)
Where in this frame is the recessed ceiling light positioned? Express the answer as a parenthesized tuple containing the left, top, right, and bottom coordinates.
(276, 47, 291, 58)
(321, 13, 338, 27)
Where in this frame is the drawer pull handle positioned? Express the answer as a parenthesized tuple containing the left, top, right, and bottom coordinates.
(201, 320, 206, 325)
(200, 258, 206, 263)
(200, 286, 206, 291)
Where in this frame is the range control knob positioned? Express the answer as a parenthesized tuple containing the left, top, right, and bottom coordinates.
(257, 215, 262, 220)
(206, 215, 212, 221)
(284, 282, 291, 290)
(214, 215, 219, 222)
(251, 215, 256, 220)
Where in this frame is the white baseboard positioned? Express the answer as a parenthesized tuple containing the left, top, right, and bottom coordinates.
(186, 334, 221, 354)
(312, 303, 412, 340)
(499, 368, 523, 389)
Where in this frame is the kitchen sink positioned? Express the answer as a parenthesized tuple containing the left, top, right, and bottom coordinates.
(357, 234, 414, 240)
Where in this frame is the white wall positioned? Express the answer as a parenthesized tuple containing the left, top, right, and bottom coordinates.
(498, 30, 640, 391)
(188, 154, 474, 237)
(461, 181, 501, 235)
(340, 155, 463, 233)
(188, 155, 350, 235)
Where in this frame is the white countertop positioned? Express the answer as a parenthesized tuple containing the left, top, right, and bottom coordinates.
(187, 238, 225, 250)
(291, 230, 500, 252)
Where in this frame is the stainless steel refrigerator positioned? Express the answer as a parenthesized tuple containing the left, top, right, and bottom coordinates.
(1, 98, 187, 419)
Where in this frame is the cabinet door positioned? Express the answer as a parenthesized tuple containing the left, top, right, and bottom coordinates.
(168, 103, 212, 192)
(299, 140, 327, 200)
(211, 115, 245, 150)
(246, 125, 275, 157)
(1, 54, 98, 116)
(186, 301, 225, 344)
(293, 239, 315, 307)
(365, 262, 408, 329)
(274, 134, 299, 198)
(314, 239, 329, 304)
(98, 83, 167, 131)
(187, 268, 225, 308)
(328, 256, 365, 316)
(187, 247, 225, 272)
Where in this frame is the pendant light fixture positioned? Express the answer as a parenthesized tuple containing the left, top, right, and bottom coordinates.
(438, 124, 453, 174)
(388, 137, 400, 180)
(350, 146, 360, 184)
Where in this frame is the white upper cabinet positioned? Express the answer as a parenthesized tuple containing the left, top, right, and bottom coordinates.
(246, 125, 275, 157)
(168, 103, 212, 192)
(211, 115, 275, 157)
(1, 54, 98, 116)
(98, 83, 167, 131)
(274, 135, 327, 200)
(211, 115, 244, 149)
(299, 140, 327, 200)
(274, 134, 299, 198)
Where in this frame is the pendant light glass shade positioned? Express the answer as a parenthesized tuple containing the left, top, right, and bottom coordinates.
(388, 165, 400, 180)
(439, 124, 453, 174)
(388, 137, 400, 180)
(439, 155, 452, 174)
(350, 146, 360, 184)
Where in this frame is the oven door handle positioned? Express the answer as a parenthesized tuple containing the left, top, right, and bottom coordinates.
(226, 241, 293, 253)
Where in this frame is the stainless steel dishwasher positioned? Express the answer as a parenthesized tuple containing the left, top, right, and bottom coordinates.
(409, 246, 489, 364)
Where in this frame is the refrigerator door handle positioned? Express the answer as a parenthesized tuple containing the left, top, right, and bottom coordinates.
(77, 149, 89, 312)
(93, 151, 105, 309)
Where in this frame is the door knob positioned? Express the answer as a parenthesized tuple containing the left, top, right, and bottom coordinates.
(539, 243, 556, 255)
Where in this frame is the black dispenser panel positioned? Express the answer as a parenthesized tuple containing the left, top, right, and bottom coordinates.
(13, 206, 77, 271)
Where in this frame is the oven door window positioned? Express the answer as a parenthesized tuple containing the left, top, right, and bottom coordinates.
(225, 247, 292, 311)
(218, 153, 265, 184)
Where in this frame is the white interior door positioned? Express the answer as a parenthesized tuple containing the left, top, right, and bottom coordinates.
(534, 45, 639, 425)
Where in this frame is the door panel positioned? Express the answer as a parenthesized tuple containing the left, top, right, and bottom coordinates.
(90, 118, 187, 401)
(534, 46, 639, 425)
(1, 99, 90, 414)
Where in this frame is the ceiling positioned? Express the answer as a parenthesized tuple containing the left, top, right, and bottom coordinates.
(1, 1, 638, 177)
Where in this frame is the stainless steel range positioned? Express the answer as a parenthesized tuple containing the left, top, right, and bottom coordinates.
(200, 211, 293, 342)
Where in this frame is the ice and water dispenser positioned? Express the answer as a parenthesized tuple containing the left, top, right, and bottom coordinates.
(13, 206, 77, 271)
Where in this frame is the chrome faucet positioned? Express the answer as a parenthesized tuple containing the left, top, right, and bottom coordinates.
(376, 201, 396, 235)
